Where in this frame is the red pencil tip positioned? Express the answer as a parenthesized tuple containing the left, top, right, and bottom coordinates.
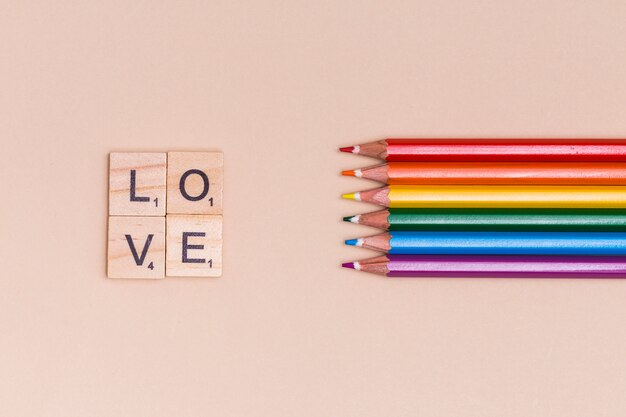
(341, 169, 355, 177)
(342, 262, 355, 269)
(340, 146, 354, 153)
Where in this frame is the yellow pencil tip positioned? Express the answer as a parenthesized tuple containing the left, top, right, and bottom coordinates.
(342, 193, 356, 200)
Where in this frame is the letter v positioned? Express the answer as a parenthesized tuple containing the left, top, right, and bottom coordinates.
(125, 234, 153, 265)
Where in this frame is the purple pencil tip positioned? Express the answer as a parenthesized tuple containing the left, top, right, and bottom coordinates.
(342, 262, 355, 269)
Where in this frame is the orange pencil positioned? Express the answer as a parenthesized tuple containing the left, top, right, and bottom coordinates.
(342, 162, 626, 185)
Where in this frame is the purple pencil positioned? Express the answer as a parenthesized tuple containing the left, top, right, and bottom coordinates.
(342, 254, 626, 278)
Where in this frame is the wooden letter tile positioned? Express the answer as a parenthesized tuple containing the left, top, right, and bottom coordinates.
(166, 215, 222, 277)
(167, 152, 223, 214)
(107, 216, 165, 279)
(109, 152, 166, 216)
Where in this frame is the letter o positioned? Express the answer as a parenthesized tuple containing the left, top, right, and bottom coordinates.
(179, 169, 209, 201)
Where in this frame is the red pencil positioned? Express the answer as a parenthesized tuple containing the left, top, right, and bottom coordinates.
(339, 139, 626, 162)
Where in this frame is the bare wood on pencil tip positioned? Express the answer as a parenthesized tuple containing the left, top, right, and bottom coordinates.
(340, 140, 388, 159)
(349, 209, 391, 229)
(349, 185, 626, 208)
(352, 187, 390, 206)
(351, 255, 390, 276)
(360, 232, 392, 252)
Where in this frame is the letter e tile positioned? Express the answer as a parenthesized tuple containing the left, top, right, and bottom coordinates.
(166, 215, 222, 277)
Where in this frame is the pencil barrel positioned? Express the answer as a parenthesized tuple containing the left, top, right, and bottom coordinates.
(387, 208, 626, 231)
(384, 139, 626, 162)
(384, 162, 626, 185)
(386, 231, 626, 255)
(385, 255, 626, 278)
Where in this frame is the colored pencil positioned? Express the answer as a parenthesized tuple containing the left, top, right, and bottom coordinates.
(340, 139, 626, 162)
(343, 208, 626, 231)
(342, 254, 626, 278)
(342, 185, 626, 208)
(342, 162, 626, 185)
(345, 231, 626, 255)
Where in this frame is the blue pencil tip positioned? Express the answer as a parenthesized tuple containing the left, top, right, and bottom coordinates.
(345, 239, 358, 246)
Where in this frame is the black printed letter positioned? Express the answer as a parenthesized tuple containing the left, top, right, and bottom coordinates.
(125, 234, 153, 265)
(130, 170, 150, 202)
(179, 169, 209, 201)
(182, 232, 206, 263)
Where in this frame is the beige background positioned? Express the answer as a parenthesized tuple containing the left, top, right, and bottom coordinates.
(2, 1, 626, 416)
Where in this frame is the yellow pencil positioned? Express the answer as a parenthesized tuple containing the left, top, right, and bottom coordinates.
(342, 185, 626, 208)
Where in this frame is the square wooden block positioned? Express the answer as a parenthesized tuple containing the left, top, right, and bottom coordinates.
(167, 152, 223, 215)
(166, 215, 223, 277)
(107, 216, 165, 279)
(109, 152, 166, 216)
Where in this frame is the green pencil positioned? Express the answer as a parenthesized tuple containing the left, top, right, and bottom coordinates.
(343, 208, 626, 231)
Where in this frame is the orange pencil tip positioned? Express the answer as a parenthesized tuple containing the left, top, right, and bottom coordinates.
(342, 169, 355, 177)
(340, 146, 355, 153)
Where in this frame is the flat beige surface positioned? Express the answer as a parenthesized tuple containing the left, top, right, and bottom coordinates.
(2, 1, 626, 416)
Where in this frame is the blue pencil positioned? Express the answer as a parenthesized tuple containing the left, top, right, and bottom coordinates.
(345, 231, 626, 255)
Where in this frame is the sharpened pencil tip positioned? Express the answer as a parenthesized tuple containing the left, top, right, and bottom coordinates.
(343, 214, 360, 224)
(342, 169, 355, 177)
(342, 192, 361, 201)
(345, 239, 358, 246)
(342, 262, 355, 269)
(340, 146, 355, 153)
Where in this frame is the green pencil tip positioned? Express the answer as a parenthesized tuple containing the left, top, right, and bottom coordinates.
(342, 216, 353, 222)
